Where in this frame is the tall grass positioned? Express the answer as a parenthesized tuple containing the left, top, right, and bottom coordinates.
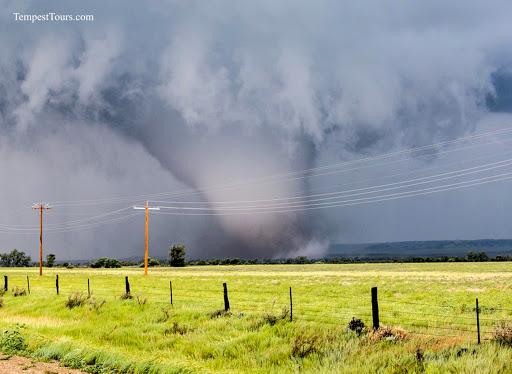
(0, 264, 511, 373)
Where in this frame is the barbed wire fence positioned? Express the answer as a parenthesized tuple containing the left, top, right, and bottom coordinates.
(2, 273, 512, 343)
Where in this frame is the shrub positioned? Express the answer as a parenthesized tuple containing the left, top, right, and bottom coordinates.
(164, 322, 192, 335)
(89, 257, 121, 268)
(292, 334, 319, 358)
(493, 321, 512, 346)
(135, 294, 147, 307)
(157, 308, 170, 322)
(148, 258, 160, 267)
(88, 298, 107, 312)
(208, 309, 232, 319)
(119, 292, 134, 300)
(11, 287, 27, 297)
(66, 292, 90, 308)
(368, 324, 409, 342)
(261, 307, 289, 326)
(0, 325, 27, 353)
(348, 317, 365, 335)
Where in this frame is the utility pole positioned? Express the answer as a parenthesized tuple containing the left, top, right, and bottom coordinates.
(133, 201, 159, 276)
(32, 203, 52, 276)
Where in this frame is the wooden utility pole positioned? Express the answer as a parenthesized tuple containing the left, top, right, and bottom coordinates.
(145, 201, 149, 276)
(32, 203, 52, 276)
(133, 201, 159, 276)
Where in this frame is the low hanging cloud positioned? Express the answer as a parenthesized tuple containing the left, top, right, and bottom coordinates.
(1, 0, 512, 259)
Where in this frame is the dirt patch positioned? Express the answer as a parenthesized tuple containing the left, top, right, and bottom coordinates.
(0, 354, 88, 374)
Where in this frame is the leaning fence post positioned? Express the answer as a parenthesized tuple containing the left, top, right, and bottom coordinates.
(125, 276, 131, 294)
(289, 287, 293, 322)
(87, 278, 90, 297)
(4, 275, 7, 292)
(56, 274, 59, 295)
(476, 298, 481, 344)
(223, 282, 230, 311)
(170, 281, 173, 306)
(27, 276, 30, 294)
(371, 287, 379, 330)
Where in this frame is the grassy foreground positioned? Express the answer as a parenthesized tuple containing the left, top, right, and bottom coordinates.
(1, 263, 512, 373)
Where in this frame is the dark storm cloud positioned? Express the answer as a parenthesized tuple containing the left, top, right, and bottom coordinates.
(1, 0, 512, 259)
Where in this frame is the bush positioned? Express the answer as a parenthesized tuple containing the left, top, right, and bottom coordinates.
(157, 308, 170, 322)
(89, 257, 121, 268)
(66, 292, 90, 308)
(164, 322, 192, 335)
(135, 294, 147, 307)
(291, 334, 319, 358)
(493, 321, 512, 346)
(148, 258, 160, 267)
(261, 307, 289, 326)
(208, 309, 232, 319)
(119, 292, 134, 300)
(11, 287, 27, 297)
(348, 317, 365, 335)
(0, 325, 27, 353)
(88, 298, 106, 312)
(368, 324, 409, 342)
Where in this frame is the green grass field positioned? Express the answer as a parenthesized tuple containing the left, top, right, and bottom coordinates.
(1, 263, 512, 373)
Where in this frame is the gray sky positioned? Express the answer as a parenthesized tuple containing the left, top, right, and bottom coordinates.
(1, 0, 512, 260)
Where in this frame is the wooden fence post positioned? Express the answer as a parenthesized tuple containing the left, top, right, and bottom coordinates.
(223, 282, 230, 311)
(371, 287, 379, 330)
(87, 278, 90, 297)
(125, 276, 130, 294)
(27, 276, 30, 294)
(4, 275, 7, 292)
(170, 281, 173, 306)
(476, 298, 481, 344)
(56, 275, 59, 295)
(289, 287, 293, 322)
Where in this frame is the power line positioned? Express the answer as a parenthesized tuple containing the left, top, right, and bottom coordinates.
(44, 127, 512, 207)
(152, 171, 512, 215)
(148, 157, 512, 208)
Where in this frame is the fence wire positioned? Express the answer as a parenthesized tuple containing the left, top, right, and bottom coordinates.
(2, 273, 511, 342)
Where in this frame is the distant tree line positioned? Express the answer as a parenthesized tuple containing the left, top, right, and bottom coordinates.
(3, 248, 512, 268)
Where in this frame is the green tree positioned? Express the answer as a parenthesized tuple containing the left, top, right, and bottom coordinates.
(148, 258, 160, 267)
(169, 245, 186, 267)
(466, 251, 478, 262)
(46, 253, 56, 268)
(0, 249, 31, 267)
(105, 258, 122, 268)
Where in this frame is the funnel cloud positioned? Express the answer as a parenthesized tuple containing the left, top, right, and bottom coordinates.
(1, 1, 512, 260)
